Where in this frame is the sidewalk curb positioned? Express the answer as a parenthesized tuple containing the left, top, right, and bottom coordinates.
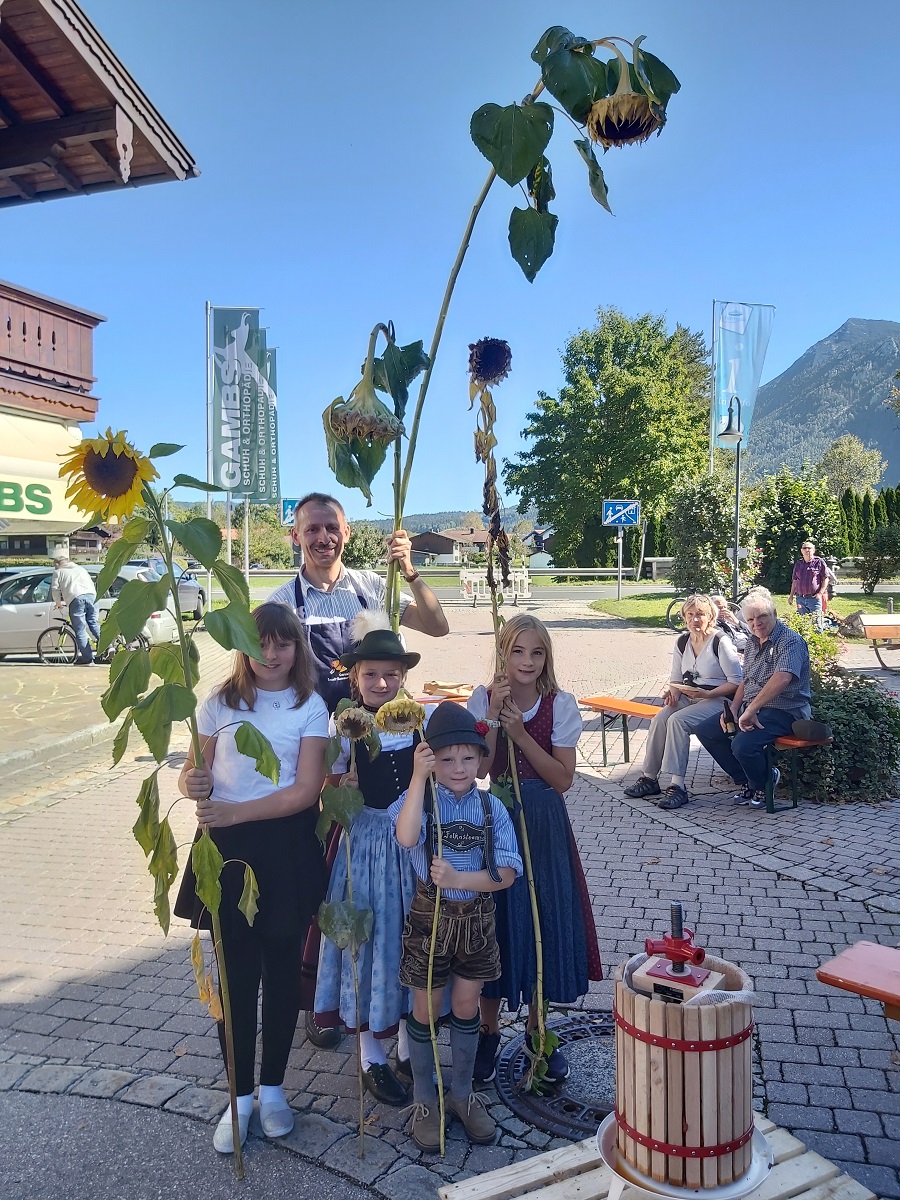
(0, 717, 119, 773)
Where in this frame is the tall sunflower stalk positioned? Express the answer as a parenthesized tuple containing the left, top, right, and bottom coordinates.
(322, 29, 680, 619)
(374, 699, 446, 1150)
(470, 363, 550, 1093)
(317, 702, 378, 1158)
(59, 431, 281, 1179)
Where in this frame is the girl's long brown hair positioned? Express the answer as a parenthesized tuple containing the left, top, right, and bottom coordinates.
(493, 613, 559, 696)
(218, 603, 316, 711)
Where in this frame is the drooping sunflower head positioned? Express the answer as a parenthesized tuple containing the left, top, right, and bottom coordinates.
(375, 697, 427, 734)
(59, 427, 158, 521)
(468, 338, 512, 388)
(586, 90, 663, 149)
(324, 374, 405, 445)
(335, 706, 376, 741)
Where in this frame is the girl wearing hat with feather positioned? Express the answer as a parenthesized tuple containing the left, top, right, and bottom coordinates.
(312, 612, 428, 1107)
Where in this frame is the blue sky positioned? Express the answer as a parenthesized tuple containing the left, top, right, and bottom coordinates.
(3, 0, 898, 520)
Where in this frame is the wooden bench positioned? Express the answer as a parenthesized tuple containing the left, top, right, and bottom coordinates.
(859, 614, 900, 673)
(764, 734, 834, 814)
(579, 696, 662, 766)
(816, 940, 900, 1024)
(437, 1112, 876, 1200)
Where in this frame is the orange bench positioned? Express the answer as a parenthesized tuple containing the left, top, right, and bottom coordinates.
(579, 695, 662, 765)
(764, 734, 833, 814)
(816, 940, 900, 1024)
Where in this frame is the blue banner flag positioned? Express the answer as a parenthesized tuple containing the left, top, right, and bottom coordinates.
(713, 301, 775, 447)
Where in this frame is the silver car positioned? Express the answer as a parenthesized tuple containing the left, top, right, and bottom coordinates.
(0, 567, 179, 660)
(124, 560, 206, 619)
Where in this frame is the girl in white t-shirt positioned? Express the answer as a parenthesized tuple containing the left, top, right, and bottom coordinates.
(175, 603, 329, 1155)
(467, 614, 602, 1087)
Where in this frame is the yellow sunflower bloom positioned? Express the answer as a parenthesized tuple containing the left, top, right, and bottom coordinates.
(375, 697, 427, 734)
(59, 427, 158, 521)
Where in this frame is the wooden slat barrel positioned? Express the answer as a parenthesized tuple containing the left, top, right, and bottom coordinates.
(614, 956, 754, 1188)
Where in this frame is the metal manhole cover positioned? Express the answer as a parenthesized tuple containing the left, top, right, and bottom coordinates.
(494, 1011, 616, 1138)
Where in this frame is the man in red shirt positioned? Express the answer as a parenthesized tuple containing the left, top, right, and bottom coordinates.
(788, 541, 828, 631)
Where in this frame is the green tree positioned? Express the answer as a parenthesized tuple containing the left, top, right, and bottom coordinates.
(874, 490, 888, 530)
(883, 486, 898, 525)
(840, 488, 860, 554)
(668, 473, 756, 592)
(458, 511, 485, 531)
(815, 434, 885, 497)
(753, 467, 842, 591)
(835, 505, 850, 560)
(858, 525, 900, 594)
(343, 521, 387, 569)
(861, 490, 876, 546)
(503, 308, 709, 566)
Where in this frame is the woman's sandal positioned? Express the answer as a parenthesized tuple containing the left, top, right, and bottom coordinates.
(623, 776, 662, 799)
(658, 784, 690, 809)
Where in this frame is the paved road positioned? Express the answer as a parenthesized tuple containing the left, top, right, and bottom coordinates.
(0, 599, 898, 1198)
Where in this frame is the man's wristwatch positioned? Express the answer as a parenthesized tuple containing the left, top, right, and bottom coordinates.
(403, 571, 420, 584)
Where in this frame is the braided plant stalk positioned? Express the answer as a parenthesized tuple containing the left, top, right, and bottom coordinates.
(471, 362, 552, 1093)
(320, 30, 680, 628)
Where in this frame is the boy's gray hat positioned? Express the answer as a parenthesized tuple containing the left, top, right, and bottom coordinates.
(424, 700, 488, 754)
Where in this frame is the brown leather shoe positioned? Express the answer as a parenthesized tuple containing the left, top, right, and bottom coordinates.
(403, 1102, 443, 1153)
(447, 1092, 496, 1144)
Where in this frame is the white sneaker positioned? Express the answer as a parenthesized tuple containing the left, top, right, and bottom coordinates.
(213, 1106, 251, 1153)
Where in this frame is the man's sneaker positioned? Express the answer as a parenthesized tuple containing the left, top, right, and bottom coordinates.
(543, 1045, 570, 1083)
(623, 776, 662, 799)
(732, 784, 754, 806)
(447, 1092, 496, 1144)
(750, 768, 780, 809)
(403, 1102, 443, 1153)
(658, 784, 690, 810)
(304, 1010, 341, 1049)
(473, 1030, 501, 1084)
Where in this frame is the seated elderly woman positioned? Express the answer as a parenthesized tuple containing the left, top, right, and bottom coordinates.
(710, 593, 750, 651)
(623, 594, 743, 809)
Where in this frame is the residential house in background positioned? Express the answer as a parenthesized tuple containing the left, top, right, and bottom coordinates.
(409, 527, 489, 565)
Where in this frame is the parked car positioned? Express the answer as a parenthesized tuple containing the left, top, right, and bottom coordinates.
(123, 560, 206, 619)
(0, 567, 179, 659)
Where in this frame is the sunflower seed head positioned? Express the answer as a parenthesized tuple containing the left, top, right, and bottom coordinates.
(468, 338, 512, 388)
(586, 93, 663, 149)
(335, 706, 376, 740)
(375, 698, 426, 734)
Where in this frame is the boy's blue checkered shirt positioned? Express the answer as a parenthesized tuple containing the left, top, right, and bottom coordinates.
(388, 782, 522, 901)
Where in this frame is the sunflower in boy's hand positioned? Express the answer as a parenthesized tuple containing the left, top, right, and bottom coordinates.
(375, 698, 426, 734)
(335, 706, 375, 741)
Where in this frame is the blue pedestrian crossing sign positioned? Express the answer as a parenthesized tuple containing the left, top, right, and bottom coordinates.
(280, 498, 300, 527)
(602, 499, 641, 527)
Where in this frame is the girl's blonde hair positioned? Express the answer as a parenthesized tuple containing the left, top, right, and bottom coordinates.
(680, 593, 717, 633)
(218, 603, 316, 711)
(493, 613, 559, 696)
(347, 659, 409, 701)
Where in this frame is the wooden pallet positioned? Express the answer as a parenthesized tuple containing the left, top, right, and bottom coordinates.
(437, 1114, 875, 1200)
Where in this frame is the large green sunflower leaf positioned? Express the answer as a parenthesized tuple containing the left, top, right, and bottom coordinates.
(212, 559, 250, 607)
(149, 643, 186, 684)
(172, 474, 225, 492)
(634, 45, 681, 107)
(325, 735, 343, 770)
(372, 340, 430, 422)
(96, 606, 121, 655)
(470, 101, 554, 186)
(531, 26, 591, 66)
(165, 518, 222, 570)
(234, 721, 280, 785)
(192, 829, 224, 918)
(114, 578, 169, 640)
(527, 156, 556, 214)
(541, 46, 608, 122)
(205, 602, 265, 662)
(94, 534, 142, 601)
(101, 646, 152, 719)
(508, 206, 559, 282)
(317, 899, 373, 953)
(573, 138, 612, 212)
(319, 783, 364, 831)
(133, 683, 197, 762)
(122, 516, 152, 545)
(132, 771, 160, 857)
(148, 443, 184, 459)
(238, 865, 259, 927)
(112, 711, 133, 766)
(149, 817, 178, 934)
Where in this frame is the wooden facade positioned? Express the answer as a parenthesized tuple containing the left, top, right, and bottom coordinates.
(0, 0, 198, 208)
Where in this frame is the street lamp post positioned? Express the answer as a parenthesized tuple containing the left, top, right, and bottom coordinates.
(718, 395, 743, 603)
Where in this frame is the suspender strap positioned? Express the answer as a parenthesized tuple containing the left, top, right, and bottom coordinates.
(479, 789, 502, 884)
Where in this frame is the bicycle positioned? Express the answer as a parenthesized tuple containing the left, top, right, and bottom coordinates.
(37, 616, 149, 665)
(665, 588, 749, 631)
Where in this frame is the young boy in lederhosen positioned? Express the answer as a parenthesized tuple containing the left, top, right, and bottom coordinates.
(389, 701, 522, 1154)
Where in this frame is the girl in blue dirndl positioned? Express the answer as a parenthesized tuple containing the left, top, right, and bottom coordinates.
(313, 614, 428, 1107)
(468, 613, 602, 1085)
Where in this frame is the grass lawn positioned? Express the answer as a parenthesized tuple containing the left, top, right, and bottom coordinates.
(589, 590, 900, 629)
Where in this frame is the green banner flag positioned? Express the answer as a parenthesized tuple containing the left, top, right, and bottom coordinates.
(210, 307, 262, 494)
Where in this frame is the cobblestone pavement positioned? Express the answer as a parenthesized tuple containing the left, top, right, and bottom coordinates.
(1, 603, 899, 1197)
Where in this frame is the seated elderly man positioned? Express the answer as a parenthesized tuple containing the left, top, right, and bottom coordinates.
(694, 587, 811, 809)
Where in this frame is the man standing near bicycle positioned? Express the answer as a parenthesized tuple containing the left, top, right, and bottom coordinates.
(50, 554, 100, 665)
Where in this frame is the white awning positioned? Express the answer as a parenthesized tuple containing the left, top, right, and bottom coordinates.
(0, 411, 91, 534)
